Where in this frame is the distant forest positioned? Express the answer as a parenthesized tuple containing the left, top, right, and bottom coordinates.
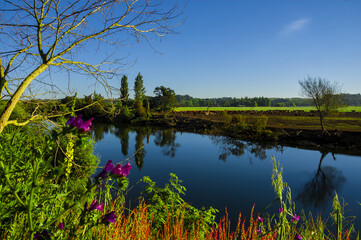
(176, 93, 361, 107)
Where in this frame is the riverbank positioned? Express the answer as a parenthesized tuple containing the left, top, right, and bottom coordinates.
(127, 111, 361, 155)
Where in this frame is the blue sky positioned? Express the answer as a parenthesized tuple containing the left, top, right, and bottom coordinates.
(69, 0, 361, 99)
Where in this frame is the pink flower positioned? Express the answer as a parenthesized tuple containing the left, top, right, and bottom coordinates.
(111, 163, 131, 177)
(295, 234, 303, 239)
(278, 208, 283, 213)
(291, 214, 300, 222)
(256, 228, 262, 235)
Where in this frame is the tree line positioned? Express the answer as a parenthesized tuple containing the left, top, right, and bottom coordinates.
(176, 95, 313, 107)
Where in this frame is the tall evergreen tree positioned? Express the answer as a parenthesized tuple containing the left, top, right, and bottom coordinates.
(120, 75, 129, 102)
(134, 73, 145, 102)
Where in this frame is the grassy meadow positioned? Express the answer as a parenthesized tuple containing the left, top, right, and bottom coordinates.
(172, 106, 361, 132)
(174, 106, 361, 112)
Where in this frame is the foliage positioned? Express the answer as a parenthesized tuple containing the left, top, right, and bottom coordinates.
(115, 106, 135, 123)
(134, 73, 146, 102)
(139, 173, 218, 234)
(0, 118, 130, 239)
(0, 101, 28, 121)
(120, 75, 129, 104)
(176, 95, 272, 107)
(343, 93, 361, 106)
(152, 86, 177, 112)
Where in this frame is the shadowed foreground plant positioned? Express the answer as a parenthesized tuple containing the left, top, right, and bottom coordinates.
(0, 116, 131, 239)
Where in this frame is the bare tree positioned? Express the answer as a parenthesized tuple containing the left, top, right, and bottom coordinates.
(0, 0, 182, 133)
(299, 76, 345, 132)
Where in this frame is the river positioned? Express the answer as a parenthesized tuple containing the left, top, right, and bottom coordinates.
(92, 123, 361, 230)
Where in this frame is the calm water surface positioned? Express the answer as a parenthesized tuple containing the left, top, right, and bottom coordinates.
(93, 123, 361, 229)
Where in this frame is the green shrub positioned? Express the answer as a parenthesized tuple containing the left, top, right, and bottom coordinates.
(139, 173, 218, 234)
(115, 106, 135, 123)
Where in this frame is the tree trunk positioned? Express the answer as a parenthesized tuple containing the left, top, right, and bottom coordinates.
(319, 114, 325, 132)
(0, 64, 49, 134)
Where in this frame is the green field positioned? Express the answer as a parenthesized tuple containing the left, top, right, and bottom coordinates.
(174, 106, 361, 112)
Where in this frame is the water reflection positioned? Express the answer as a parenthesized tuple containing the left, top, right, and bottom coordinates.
(93, 123, 113, 142)
(93, 123, 361, 231)
(114, 127, 130, 156)
(210, 136, 284, 162)
(134, 129, 148, 170)
(297, 152, 346, 208)
(154, 129, 180, 157)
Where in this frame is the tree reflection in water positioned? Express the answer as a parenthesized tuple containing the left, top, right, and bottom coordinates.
(134, 129, 148, 170)
(93, 123, 114, 142)
(297, 151, 346, 209)
(210, 136, 283, 162)
(154, 129, 180, 158)
(114, 127, 130, 156)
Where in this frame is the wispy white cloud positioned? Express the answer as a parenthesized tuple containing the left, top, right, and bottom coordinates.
(280, 18, 311, 36)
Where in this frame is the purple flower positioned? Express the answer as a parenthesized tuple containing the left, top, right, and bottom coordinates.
(104, 160, 114, 172)
(58, 222, 64, 230)
(66, 115, 93, 132)
(291, 214, 300, 222)
(111, 163, 131, 177)
(78, 118, 94, 132)
(295, 234, 303, 239)
(33, 232, 42, 239)
(257, 216, 263, 223)
(33, 230, 50, 239)
(84, 200, 104, 212)
(66, 116, 76, 126)
(97, 160, 114, 178)
(89, 200, 104, 212)
(278, 208, 283, 213)
(256, 228, 262, 235)
(103, 211, 117, 223)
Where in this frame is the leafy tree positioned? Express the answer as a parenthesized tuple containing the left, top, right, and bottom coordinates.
(153, 86, 177, 112)
(0, 1, 181, 134)
(299, 76, 346, 132)
(134, 73, 146, 116)
(120, 75, 129, 103)
(134, 73, 145, 102)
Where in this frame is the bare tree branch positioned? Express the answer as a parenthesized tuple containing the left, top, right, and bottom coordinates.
(0, 0, 182, 133)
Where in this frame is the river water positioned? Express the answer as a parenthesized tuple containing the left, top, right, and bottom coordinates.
(92, 123, 361, 230)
